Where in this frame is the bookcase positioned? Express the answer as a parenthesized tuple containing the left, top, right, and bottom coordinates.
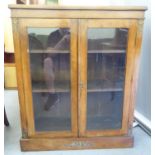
(9, 5, 146, 151)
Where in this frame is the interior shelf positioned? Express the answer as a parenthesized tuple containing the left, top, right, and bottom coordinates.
(33, 88, 69, 93)
(32, 88, 123, 93)
(28, 49, 70, 54)
(32, 81, 70, 93)
(32, 81, 123, 93)
(88, 49, 126, 54)
(88, 88, 123, 92)
(28, 49, 125, 54)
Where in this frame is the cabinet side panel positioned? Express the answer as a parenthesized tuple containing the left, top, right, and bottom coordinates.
(128, 20, 144, 130)
(12, 18, 28, 137)
(121, 20, 137, 134)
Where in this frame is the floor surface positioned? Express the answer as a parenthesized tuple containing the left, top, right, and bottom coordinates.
(4, 90, 151, 155)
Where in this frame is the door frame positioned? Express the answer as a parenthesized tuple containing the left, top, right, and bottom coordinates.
(19, 18, 78, 138)
(78, 19, 138, 137)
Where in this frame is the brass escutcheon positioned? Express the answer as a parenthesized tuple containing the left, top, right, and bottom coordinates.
(65, 141, 92, 147)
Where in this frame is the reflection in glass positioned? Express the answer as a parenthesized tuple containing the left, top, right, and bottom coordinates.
(28, 28, 71, 131)
(87, 28, 128, 130)
(87, 92, 123, 130)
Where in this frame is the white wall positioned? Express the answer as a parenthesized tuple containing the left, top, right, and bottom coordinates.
(60, 0, 151, 120)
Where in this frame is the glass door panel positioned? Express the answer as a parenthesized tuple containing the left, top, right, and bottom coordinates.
(27, 28, 71, 132)
(87, 28, 128, 130)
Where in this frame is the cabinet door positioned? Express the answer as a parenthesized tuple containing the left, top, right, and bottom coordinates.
(19, 19, 78, 138)
(78, 19, 137, 137)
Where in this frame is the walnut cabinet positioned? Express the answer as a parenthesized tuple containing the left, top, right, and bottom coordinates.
(9, 5, 147, 151)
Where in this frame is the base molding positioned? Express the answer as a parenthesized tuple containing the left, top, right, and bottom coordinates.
(20, 136, 134, 151)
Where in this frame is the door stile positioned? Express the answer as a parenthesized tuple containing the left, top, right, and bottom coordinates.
(78, 19, 88, 137)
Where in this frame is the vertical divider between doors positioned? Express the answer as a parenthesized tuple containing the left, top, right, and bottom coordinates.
(78, 19, 88, 137)
(70, 19, 78, 136)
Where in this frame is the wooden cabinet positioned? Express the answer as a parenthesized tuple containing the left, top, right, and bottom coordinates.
(9, 5, 146, 151)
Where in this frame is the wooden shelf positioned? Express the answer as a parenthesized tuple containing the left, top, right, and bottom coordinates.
(88, 49, 125, 54)
(32, 87, 123, 93)
(32, 80, 123, 93)
(32, 88, 69, 93)
(88, 88, 123, 92)
(32, 82, 70, 93)
(28, 49, 125, 54)
(29, 49, 70, 54)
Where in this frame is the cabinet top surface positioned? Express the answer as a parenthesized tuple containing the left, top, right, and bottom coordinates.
(9, 4, 147, 11)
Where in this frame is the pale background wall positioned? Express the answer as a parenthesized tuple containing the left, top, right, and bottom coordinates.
(4, 0, 16, 53)
(60, 0, 151, 121)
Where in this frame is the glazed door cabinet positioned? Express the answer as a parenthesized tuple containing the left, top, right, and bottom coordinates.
(17, 19, 78, 138)
(78, 19, 137, 137)
(9, 5, 146, 151)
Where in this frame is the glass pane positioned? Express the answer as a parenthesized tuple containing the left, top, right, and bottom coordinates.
(87, 28, 128, 130)
(27, 28, 71, 131)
